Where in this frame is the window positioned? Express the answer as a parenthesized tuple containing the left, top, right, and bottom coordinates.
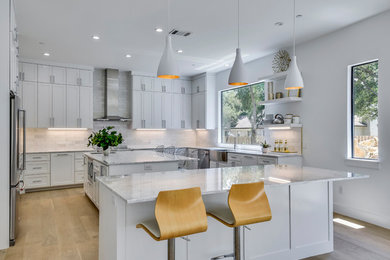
(350, 60, 379, 160)
(221, 82, 265, 145)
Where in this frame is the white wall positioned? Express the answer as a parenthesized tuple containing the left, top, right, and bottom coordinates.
(0, 0, 10, 250)
(215, 11, 390, 228)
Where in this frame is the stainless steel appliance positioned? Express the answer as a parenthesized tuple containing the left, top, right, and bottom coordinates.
(10, 91, 26, 246)
(198, 149, 210, 169)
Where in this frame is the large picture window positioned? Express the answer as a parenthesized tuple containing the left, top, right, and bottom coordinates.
(221, 82, 265, 145)
(350, 60, 379, 160)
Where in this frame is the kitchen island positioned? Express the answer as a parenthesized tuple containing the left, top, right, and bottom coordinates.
(98, 165, 367, 260)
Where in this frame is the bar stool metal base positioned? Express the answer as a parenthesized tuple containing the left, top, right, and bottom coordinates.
(211, 226, 241, 260)
(168, 238, 175, 260)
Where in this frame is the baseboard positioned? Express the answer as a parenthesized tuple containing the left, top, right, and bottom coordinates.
(334, 203, 390, 229)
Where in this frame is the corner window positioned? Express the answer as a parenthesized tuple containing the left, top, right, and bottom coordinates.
(350, 60, 379, 160)
(221, 82, 265, 145)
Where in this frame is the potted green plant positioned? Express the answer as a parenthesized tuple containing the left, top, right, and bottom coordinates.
(261, 141, 271, 153)
(88, 126, 123, 156)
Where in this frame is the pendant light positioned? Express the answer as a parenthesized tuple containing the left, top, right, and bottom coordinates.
(157, 0, 179, 79)
(284, 0, 304, 90)
(228, 0, 248, 86)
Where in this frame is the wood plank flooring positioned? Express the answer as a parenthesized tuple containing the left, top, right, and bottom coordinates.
(0, 188, 389, 260)
(0, 188, 98, 260)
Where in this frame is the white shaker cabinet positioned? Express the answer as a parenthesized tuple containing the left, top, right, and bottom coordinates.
(37, 83, 52, 128)
(79, 86, 93, 128)
(133, 75, 153, 91)
(66, 85, 80, 128)
(51, 153, 75, 186)
(38, 65, 66, 84)
(161, 93, 172, 129)
(132, 90, 153, 128)
(52, 84, 67, 128)
(142, 92, 153, 128)
(171, 94, 181, 129)
(20, 81, 37, 128)
(192, 92, 205, 129)
(66, 68, 92, 87)
(152, 92, 162, 128)
(19, 63, 37, 82)
(79, 70, 92, 87)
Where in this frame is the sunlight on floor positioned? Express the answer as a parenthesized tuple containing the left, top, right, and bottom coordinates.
(333, 218, 365, 229)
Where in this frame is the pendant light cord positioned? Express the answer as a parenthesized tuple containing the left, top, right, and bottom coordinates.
(237, 0, 240, 48)
(168, 0, 170, 33)
(293, 0, 296, 56)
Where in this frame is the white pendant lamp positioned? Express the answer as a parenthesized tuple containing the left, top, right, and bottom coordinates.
(285, 0, 304, 90)
(157, 0, 179, 79)
(228, 0, 248, 86)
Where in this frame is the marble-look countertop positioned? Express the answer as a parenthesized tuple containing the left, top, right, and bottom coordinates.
(97, 165, 368, 204)
(27, 148, 95, 154)
(84, 150, 198, 166)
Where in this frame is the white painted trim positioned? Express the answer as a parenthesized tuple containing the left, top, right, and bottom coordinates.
(19, 58, 94, 70)
(344, 158, 380, 170)
(334, 202, 390, 229)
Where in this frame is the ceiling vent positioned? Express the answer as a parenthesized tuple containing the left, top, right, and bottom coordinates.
(169, 29, 191, 37)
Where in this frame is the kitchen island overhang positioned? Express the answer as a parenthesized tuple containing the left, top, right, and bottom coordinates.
(97, 165, 368, 260)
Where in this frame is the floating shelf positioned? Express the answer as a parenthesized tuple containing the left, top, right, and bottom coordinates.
(256, 71, 288, 83)
(258, 97, 302, 106)
(261, 124, 302, 129)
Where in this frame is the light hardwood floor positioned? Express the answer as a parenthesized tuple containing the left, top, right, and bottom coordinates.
(0, 188, 98, 260)
(0, 188, 389, 260)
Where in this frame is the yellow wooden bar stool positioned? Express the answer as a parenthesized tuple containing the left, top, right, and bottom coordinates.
(136, 187, 208, 260)
(207, 182, 272, 260)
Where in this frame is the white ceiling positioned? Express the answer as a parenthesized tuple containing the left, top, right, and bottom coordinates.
(15, 0, 390, 77)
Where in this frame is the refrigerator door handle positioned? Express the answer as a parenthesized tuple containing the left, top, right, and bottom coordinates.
(20, 110, 26, 170)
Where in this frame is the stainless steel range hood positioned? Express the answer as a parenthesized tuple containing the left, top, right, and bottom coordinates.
(94, 69, 131, 122)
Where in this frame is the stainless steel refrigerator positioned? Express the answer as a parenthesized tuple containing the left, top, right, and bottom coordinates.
(10, 90, 25, 246)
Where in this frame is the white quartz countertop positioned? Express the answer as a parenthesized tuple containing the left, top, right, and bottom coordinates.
(84, 150, 198, 166)
(97, 165, 368, 204)
(226, 149, 301, 157)
(27, 148, 95, 154)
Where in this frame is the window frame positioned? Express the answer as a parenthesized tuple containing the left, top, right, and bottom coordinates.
(218, 81, 265, 148)
(347, 59, 379, 165)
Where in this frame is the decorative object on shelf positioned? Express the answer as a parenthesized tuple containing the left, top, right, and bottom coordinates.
(273, 114, 285, 124)
(261, 141, 271, 153)
(284, 0, 304, 90)
(267, 82, 274, 100)
(262, 114, 274, 125)
(228, 0, 248, 86)
(292, 115, 301, 124)
(87, 126, 123, 156)
(272, 50, 291, 73)
(275, 92, 283, 99)
(157, 0, 179, 79)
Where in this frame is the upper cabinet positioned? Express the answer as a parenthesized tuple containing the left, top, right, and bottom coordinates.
(66, 68, 92, 87)
(191, 74, 216, 129)
(19, 62, 94, 129)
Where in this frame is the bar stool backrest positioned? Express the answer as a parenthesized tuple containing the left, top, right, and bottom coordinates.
(228, 182, 272, 227)
(155, 187, 208, 240)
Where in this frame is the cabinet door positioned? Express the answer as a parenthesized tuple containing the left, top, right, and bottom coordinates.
(21, 63, 37, 82)
(21, 81, 37, 128)
(132, 91, 142, 128)
(160, 78, 172, 93)
(171, 94, 181, 129)
(50, 153, 75, 186)
(52, 85, 66, 127)
(52, 66, 66, 85)
(66, 68, 79, 86)
(66, 85, 80, 128)
(191, 94, 199, 128)
(152, 92, 162, 128)
(142, 92, 153, 128)
(183, 80, 192, 95)
(132, 76, 143, 91)
(37, 65, 52, 83)
(37, 83, 52, 128)
(172, 80, 182, 94)
(183, 94, 192, 129)
(197, 92, 206, 128)
(241, 155, 259, 166)
(79, 86, 93, 128)
(161, 93, 172, 128)
(79, 70, 92, 87)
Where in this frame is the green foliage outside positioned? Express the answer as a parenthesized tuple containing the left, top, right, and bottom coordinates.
(222, 83, 265, 144)
(353, 61, 378, 122)
(88, 126, 123, 151)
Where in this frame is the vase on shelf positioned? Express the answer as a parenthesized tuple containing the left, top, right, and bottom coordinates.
(103, 148, 111, 156)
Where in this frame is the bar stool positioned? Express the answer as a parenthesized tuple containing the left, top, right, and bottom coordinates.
(136, 187, 208, 260)
(207, 182, 272, 260)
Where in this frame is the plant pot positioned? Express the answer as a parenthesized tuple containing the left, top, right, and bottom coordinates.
(262, 148, 269, 153)
(103, 148, 111, 156)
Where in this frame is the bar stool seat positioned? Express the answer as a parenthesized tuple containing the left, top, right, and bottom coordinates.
(136, 187, 208, 259)
(207, 182, 272, 260)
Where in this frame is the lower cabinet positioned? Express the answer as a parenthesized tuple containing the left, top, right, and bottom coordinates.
(51, 153, 75, 186)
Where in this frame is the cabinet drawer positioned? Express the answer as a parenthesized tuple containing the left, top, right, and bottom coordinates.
(75, 171, 84, 184)
(24, 174, 50, 189)
(26, 153, 50, 162)
(258, 157, 277, 165)
(228, 153, 242, 161)
(25, 161, 50, 175)
(75, 159, 84, 172)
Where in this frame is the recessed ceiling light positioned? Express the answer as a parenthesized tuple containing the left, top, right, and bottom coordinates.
(177, 49, 183, 53)
(125, 54, 131, 58)
(155, 28, 163, 33)
(296, 14, 303, 18)
(274, 22, 283, 26)
(43, 52, 50, 56)
(92, 35, 100, 40)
